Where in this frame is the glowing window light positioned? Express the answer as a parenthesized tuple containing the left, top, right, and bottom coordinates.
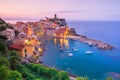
(38, 48, 42, 52)
(38, 42, 41, 45)
(25, 40, 28, 43)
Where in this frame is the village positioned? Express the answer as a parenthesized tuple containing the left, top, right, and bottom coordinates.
(0, 14, 113, 63)
(0, 14, 72, 63)
(0, 14, 116, 80)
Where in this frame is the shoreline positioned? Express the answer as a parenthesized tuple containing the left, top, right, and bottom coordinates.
(66, 35, 114, 50)
(47, 35, 114, 50)
(42, 64, 77, 80)
(26, 35, 114, 80)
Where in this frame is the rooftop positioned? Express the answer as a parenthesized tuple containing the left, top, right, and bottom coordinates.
(9, 43, 25, 50)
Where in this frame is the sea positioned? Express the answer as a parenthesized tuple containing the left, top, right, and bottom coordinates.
(6, 20, 120, 80)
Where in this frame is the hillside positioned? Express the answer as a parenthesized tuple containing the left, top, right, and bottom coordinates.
(0, 18, 13, 31)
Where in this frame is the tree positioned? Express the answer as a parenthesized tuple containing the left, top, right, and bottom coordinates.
(0, 18, 13, 30)
(8, 51, 21, 70)
(0, 57, 10, 69)
(9, 50, 21, 59)
(0, 66, 9, 80)
(0, 35, 8, 40)
(51, 71, 70, 80)
(34, 78, 43, 80)
(46, 68, 58, 78)
(9, 56, 20, 70)
(0, 18, 5, 24)
(76, 77, 89, 80)
(0, 42, 7, 57)
(8, 71, 22, 80)
(14, 30, 19, 37)
(0, 26, 6, 31)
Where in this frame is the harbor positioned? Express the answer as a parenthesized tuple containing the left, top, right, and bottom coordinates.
(1, 0, 120, 80)
(40, 37, 120, 80)
(67, 35, 114, 50)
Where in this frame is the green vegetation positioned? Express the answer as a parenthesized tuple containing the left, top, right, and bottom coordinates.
(106, 77, 113, 80)
(14, 30, 19, 37)
(0, 18, 13, 31)
(0, 18, 6, 24)
(0, 42, 7, 57)
(0, 41, 71, 80)
(76, 77, 89, 80)
(16, 63, 70, 80)
(0, 42, 22, 80)
(0, 57, 10, 68)
(8, 51, 21, 70)
(0, 35, 8, 40)
(0, 66, 9, 80)
(0, 28, 114, 80)
(8, 71, 22, 80)
(51, 71, 70, 80)
(67, 28, 79, 36)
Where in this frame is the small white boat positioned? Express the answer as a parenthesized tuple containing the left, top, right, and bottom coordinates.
(72, 48, 78, 52)
(68, 53, 73, 56)
(66, 51, 71, 53)
(84, 50, 93, 54)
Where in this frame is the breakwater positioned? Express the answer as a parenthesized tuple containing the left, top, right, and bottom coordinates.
(67, 35, 114, 50)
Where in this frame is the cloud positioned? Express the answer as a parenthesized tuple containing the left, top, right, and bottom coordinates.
(52, 10, 85, 14)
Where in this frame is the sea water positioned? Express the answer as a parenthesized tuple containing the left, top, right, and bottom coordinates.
(40, 21, 120, 80)
(6, 20, 120, 79)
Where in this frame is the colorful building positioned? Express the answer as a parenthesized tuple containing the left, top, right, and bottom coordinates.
(55, 26, 68, 37)
(45, 27, 55, 36)
(0, 28, 15, 41)
(9, 43, 35, 58)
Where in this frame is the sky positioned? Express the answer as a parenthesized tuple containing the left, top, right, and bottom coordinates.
(0, 0, 120, 21)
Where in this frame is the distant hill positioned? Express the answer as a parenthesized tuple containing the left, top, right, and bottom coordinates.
(0, 18, 13, 31)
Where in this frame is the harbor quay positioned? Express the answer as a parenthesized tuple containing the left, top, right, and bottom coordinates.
(66, 36, 114, 50)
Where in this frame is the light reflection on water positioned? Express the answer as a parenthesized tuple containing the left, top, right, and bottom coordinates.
(40, 38, 120, 80)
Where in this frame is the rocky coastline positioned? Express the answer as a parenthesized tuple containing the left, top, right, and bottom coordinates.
(67, 35, 113, 50)
(66, 27, 114, 50)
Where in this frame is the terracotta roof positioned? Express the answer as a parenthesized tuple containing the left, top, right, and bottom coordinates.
(46, 27, 55, 30)
(9, 43, 25, 50)
(56, 28, 66, 34)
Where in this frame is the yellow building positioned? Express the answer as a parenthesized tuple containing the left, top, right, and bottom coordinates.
(9, 43, 35, 58)
(24, 38, 39, 46)
(27, 25, 33, 37)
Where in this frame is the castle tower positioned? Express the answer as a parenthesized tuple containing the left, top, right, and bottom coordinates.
(54, 14, 57, 19)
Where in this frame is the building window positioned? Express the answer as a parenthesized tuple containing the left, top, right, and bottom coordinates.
(24, 49, 27, 57)
(24, 49, 27, 53)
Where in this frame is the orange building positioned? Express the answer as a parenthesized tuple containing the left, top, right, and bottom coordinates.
(55, 26, 68, 37)
(27, 25, 33, 37)
(9, 43, 35, 58)
(24, 38, 39, 46)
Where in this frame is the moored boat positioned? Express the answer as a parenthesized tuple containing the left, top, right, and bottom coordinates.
(66, 50, 71, 53)
(72, 48, 78, 52)
(68, 53, 73, 56)
(84, 50, 93, 54)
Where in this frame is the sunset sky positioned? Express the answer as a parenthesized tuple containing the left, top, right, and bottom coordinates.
(0, 0, 120, 21)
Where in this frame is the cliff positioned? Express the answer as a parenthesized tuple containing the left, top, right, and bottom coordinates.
(68, 28, 79, 36)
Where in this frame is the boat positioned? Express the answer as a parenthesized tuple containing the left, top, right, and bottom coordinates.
(66, 51, 71, 53)
(84, 50, 93, 54)
(72, 48, 78, 52)
(68, 53, 73, 56)
(59, 47, 64, 51)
